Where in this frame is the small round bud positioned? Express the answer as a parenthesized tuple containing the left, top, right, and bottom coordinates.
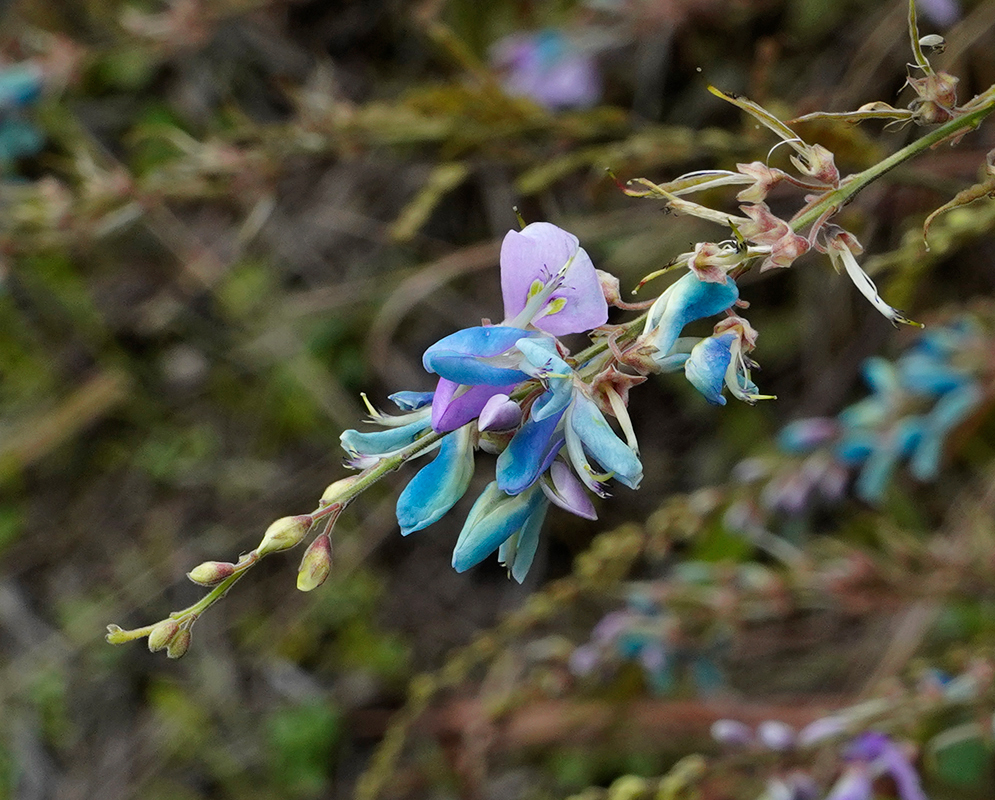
(165, 628, 191, 659)
(297, 534, 333, 592)
(148, 619, 180, 652)
(256, 515, 313, 557)
(187, 561, 236, 586)
(321, 477, 358, 505)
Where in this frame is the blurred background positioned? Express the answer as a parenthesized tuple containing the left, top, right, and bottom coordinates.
(2, 0, 995, 798)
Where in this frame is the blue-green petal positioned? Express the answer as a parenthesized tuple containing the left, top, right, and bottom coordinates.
(396, 425, 475, 535)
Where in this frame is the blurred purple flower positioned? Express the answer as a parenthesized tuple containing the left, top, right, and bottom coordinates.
(491, 29, 601, 111)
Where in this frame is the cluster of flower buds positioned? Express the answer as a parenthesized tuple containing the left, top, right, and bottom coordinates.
(567, 591, 728, 696)
(340, 221, 755, 581)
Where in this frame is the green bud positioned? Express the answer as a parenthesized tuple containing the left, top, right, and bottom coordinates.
(256, 515, 312, 557)
(321, 477, 358, 505)
(187, 561, 235, 586)
(297, 534, 333, 592)
(165, 628, 191, 659)
(147, 619, 180, 652)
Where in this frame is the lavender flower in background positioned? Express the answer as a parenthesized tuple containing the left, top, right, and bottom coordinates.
(490, 29, 602, 110)
(570, 593, 727, 696)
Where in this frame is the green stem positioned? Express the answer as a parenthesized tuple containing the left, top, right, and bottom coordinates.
(791, 96, 995, 234)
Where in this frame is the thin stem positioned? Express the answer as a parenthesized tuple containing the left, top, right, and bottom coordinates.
(791, 96, 995, 234)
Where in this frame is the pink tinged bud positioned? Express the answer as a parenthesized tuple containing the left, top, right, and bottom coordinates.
(596, 269, 622, 306)
(165, 628, 191, 659)
(257, 515, 313, 557)
(297, 534, 333, 592)
(477, 393, 522, 432)
(186, 561, 235, 586)
(321, 477, 358, 504)
(147, 619, 180, 652)
(735, 162, 784, 203)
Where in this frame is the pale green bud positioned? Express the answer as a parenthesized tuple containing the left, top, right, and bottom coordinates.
(256, 515, 313, 557)
(165, 628, 191, 659)
(321, 477, 358, 505)
(297, 534, 333, 592)
(147, 619, 180, 652)
(187, 560, 236, 586)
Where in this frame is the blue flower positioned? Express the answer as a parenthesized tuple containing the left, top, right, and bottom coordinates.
(683, 318, 773, 405)
(396, 425, 475, 535)
(452, 482, 548, 581)
(640, 272, 739, 367)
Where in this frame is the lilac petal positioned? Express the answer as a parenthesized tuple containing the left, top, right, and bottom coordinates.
(711, 719, 754, 747)
(496, 405, 567, 494)
(684, 333, 736, 406)
(432, 378, 518, 433)
(643, 272, 739, 361)
(478, 393, 522, 431)
(824, 768, 873, 800)
(877, 741, 927, 800)
(500, 222, 608, 336)
(452, 483, 544, 572)
(778, 418, 840, 453)
(423, 326, 536, 386)
(389, 390, 435, 411)
(396, 425, 475, 535)
(757, 720, 796, 751)
(540, 460, 597, 519)
(798, 716, 845, 746)
(568, 644, 600, 676)
(568, 395, 642, 489)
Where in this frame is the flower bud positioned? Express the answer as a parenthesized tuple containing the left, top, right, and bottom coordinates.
(256, 515, 312, 557)
(148, 619, 180, 652)
(165, 628, 191, 659)
(297, 534, 333, 592)
(186, 561, 235, 586)
(321, 477, 358, 505)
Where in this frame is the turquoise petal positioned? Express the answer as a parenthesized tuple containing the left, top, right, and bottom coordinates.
(340, 417, 430, 457)
(684, 333, 735, 405)
(645, 272, 739, 361)
(452, 483, 541, 572)
(568, 395, 642, 489)
(396, 425, 475, 535)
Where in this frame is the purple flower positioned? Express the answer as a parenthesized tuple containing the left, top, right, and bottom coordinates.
(491, 29, 602, 111)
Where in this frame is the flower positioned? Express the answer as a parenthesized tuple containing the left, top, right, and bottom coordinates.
(490, 29, 601, 111)
(684, 316, 773, 405)
(823, 226, 919, 326)
(396, 425, 475, 535)
(639, 271, 740, 370)
(451, 481, 549, 582)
